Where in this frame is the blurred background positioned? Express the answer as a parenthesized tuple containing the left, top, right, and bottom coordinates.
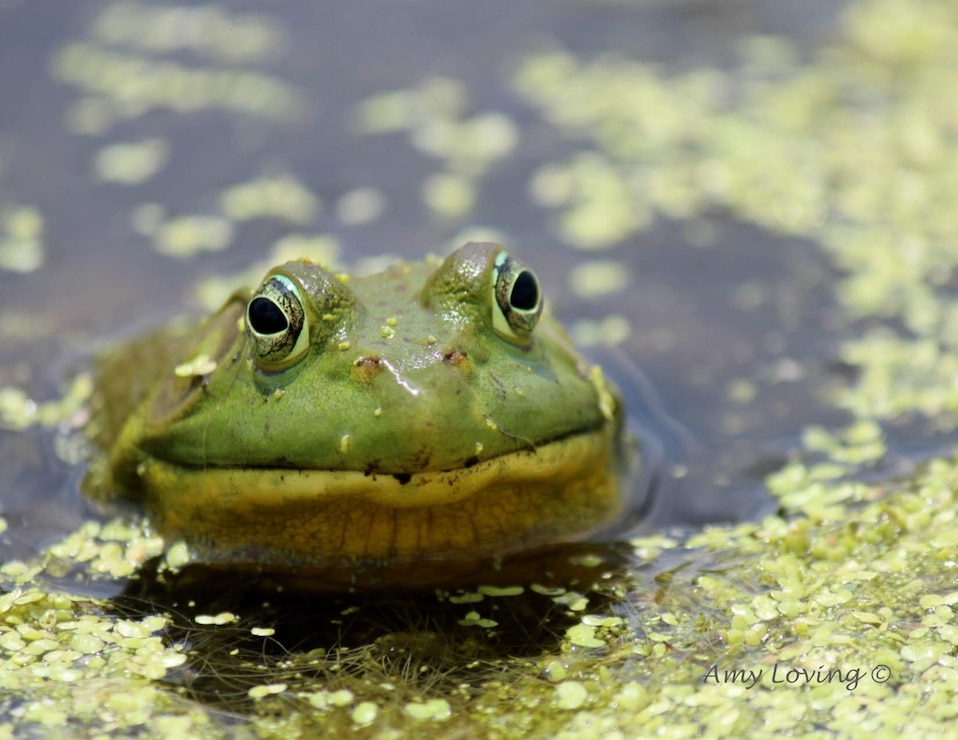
(0, 0, 883, 541)
(4, 0, 958, 732)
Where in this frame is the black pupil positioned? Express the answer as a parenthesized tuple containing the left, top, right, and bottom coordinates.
(510, 271, 539, 311)
(248, 297, 289, 334)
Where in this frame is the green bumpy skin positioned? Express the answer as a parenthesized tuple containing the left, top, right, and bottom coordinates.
(94, 242, 634, 583)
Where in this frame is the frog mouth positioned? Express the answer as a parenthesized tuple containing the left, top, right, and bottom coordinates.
(131, 426, 632, 566)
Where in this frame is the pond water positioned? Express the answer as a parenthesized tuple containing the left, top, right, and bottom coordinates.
(3, 0, 957, 735)
(0, 0, 844, 559)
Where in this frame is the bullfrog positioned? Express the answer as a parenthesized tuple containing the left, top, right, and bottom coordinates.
(90, 242, 633, 587)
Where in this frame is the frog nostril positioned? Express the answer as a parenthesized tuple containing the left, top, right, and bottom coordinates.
(352, 355, 383, 381)
(443, 349, 468, 366)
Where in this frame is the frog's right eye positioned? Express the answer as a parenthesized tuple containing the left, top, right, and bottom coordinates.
(246, 275, 310, 370)
(491, 251, 542, 344)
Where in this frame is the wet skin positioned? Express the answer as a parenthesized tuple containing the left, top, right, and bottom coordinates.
(95, 242, 632, 583)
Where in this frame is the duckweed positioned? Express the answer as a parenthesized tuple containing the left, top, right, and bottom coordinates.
(153, 215, 234, 258)
(403, 698, 451, 721)
(0, 206, 44, 274)
(354, 77, 468, 134)
(514, 0, 958, 428)
(8, 0, 958, 736)
(9, 452, 958, 734)
(92, 139, 169, 185)
(476, 585, 524, 597)
(248, 683, 287, 700)
(457, 611, 497, 629)
(554, 681, 589, 710)
(568, 261, 630, 298)
(218, 175, 321, 225)
(0, 374, 91, 431)
(194, 613, 238, 626)
(569, 315, 631, 348)
(358, 78, 520, 222)
(53, 43, 303, 127)
(350, 701, 378, 725)
(335, 188, 386, 225)
(91, 2, 285, 64)
(301, 689, 354, 710)
(0, 588, 200, 734)
(565, 624, 605, 649)
(422, 173, 475, 219)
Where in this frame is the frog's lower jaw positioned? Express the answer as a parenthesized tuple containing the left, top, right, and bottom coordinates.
(134, 426, 632, 568)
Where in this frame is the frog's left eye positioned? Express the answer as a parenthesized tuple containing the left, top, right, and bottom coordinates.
(492, 251, 543, 343)
(246, 275, 310, 370)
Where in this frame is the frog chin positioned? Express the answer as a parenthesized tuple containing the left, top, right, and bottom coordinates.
(135, 425, 632, 566)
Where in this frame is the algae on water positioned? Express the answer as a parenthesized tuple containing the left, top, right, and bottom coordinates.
(5, 0, 958, 736)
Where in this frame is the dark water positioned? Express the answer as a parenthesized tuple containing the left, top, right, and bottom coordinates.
(0, 2, 882, 710)
(0, 0, 873, 720)
(0, 0, 849, 553)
